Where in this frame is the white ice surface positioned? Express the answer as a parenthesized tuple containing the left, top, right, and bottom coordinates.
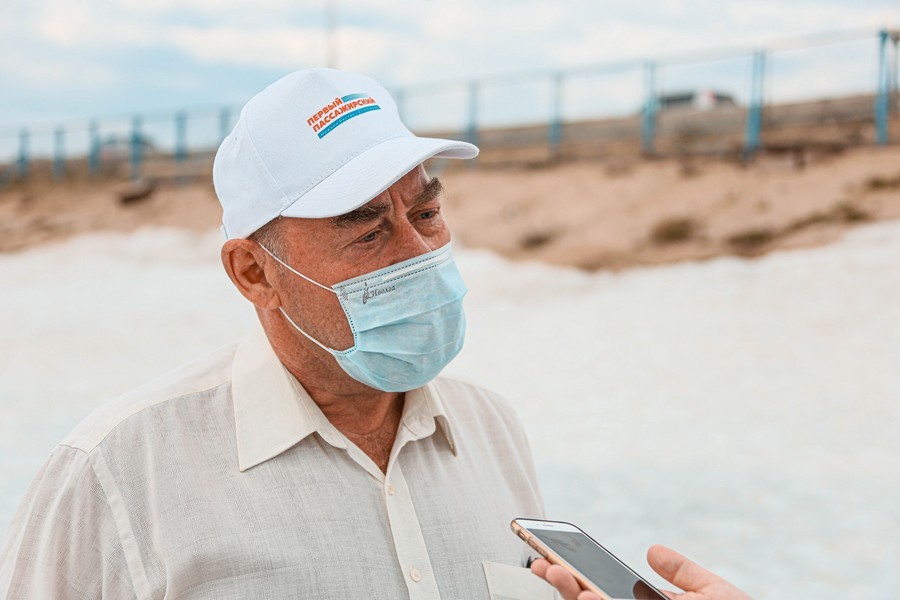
(1, 224, 899, 599)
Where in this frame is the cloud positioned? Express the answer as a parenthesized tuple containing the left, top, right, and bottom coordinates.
(116, 0, 301, 15)
(35, 6, 156, 50)
(0, 53, 117, 88)
(160, 23, 408, 75)
(167, 25, 326, 69)
(13, 0, 898, 80)
(726, 1, 897, 32)
(1, 0, 897, 125)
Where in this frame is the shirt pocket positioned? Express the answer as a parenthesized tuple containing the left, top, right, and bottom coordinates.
(482, 561, 559, 600)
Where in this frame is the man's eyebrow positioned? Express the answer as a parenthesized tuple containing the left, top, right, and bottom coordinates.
(330, 178, 445, 228)
(331, 200, 391, 228)
(411, 177, 444, 207)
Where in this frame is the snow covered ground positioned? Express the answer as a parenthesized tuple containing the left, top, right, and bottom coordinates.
(1, 224, 898, 599)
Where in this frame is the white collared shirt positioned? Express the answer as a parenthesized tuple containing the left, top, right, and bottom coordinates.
(0, 327, 552, 599)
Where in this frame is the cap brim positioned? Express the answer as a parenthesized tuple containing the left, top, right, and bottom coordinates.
(280, 136, 478, 219)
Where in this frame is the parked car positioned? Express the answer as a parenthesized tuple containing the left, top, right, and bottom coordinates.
(657, 89, 738, 111)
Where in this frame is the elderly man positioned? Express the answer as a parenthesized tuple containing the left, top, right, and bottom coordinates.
(1, 68, 748, 600)
(0, 68, 547, 599)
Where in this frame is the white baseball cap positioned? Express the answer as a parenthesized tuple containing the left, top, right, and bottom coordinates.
(213, 68, 479, 239)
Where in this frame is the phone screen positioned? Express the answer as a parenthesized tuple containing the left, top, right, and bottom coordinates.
(524, 524, 666, 600)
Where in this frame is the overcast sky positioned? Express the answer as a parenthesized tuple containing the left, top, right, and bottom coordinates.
(0, 0, 896, 133)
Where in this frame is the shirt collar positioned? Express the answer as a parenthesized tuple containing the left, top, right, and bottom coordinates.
(231, 324, 458, 472)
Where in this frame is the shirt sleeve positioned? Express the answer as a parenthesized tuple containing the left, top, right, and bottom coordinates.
(0, 445, 139, 599)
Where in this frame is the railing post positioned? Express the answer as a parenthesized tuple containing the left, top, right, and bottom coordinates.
(219, 108, 232, 142)
(549, 72, 564, 155)
(744, 50, 766, 159)
(89, 120, 101, 177)
(876, 30, 890, 145)
(130, 115, 143, 181)
(17, 129, 29, 179)
(892, 32, 899, 116)
(640, 61, 657, 156)
(175, 111, 188, 164)
(53, 126, 65, 181)
(466, 80, 479, 149)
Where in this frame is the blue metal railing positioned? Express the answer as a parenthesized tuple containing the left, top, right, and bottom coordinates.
(2, 28, 896, 185)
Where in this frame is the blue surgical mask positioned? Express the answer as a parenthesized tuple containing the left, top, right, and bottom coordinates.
(260, 242, 467, 392)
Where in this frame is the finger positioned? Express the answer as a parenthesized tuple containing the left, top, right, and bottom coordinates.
(530, 558, 551, 579)
(647, 544, 723, 593)
(576, 591, 604, 600)
(543, 564, 586, 600)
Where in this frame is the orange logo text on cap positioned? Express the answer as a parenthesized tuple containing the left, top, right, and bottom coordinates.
(306, 93, 380, 139)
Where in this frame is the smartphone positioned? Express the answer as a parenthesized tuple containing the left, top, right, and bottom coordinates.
(511, 518, 668, 600)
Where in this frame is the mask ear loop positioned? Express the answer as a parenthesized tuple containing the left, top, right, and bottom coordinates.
(257, 243, 336, 294)
(257, 243, 341, 355)
(276, 307, 338, 355)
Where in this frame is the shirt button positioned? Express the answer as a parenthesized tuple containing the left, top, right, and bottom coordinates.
(387, 484, 395, 496)
(410, 567, 422, 582)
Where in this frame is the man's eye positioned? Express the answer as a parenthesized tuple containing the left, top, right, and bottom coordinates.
(418, 210, 437, 220)
(359, 231, 379, 243)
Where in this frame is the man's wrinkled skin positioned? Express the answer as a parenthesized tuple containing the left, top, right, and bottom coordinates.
(220, 165, 447, 472)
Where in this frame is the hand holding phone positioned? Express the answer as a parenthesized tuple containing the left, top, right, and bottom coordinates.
(511, 518, 668, 600)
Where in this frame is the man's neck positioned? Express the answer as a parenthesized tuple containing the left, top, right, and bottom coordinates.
(293, 372, 405, 475)
(262, 313, 404, 472)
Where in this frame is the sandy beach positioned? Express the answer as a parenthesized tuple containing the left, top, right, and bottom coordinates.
(2, 145, 899, 270)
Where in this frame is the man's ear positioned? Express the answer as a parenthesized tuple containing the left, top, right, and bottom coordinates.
(221, 239, 281, 310)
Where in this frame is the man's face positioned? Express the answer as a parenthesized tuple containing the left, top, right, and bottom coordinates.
(265, 164, 450, 351)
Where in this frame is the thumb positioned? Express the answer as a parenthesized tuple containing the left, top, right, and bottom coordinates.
(646, 544, 724, 593)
